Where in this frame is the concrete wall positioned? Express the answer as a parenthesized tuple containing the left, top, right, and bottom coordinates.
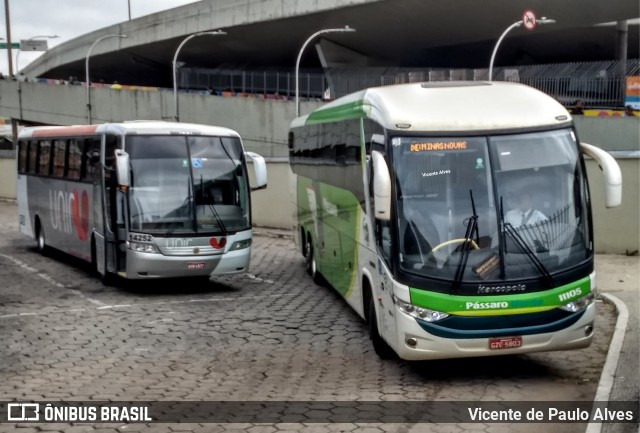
(586, 158, 640, 255)
(0, 150, 16, 200)
(0, 79, 638, 253)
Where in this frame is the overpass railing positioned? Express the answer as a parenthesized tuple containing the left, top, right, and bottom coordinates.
(181, 59, 640, 108)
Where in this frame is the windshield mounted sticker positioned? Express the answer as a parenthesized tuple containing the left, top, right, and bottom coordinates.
(410, 141, 467, 152)
(422, 169, 451, 177)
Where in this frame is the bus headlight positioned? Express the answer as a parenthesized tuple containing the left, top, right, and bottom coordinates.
(127, 241, 160, 254)
(393, 295, 449, 322)
(229, 239, 252, 251)
(559, 292, 596, 313)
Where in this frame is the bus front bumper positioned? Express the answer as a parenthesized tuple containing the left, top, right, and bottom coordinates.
(391, 303, 596, 361)
(123, 247, 251, 279)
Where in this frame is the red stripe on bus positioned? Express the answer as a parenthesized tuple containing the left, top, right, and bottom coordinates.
(32, 125, 99, 137)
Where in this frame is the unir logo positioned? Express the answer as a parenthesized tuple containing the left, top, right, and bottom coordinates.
(49, 189, 89, 241)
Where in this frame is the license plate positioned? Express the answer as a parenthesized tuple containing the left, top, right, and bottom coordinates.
(187, 262, 206, 270)
(489, 336, 523, 350)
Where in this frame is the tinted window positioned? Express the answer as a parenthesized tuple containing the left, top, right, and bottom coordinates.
(68, 139, 83, 180)
(38, 140, 51, 175)
(52, 139, 67, 178)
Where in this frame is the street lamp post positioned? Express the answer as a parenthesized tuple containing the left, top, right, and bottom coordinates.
(15, 35, 58, 123)
(15, 35, 59, 75)
(172, 30, 226, 122)
(86, 33, 127, 124)
(295, 26, 355, 117)
(488, 16, 555, 81)
(4, 0, 13, 77)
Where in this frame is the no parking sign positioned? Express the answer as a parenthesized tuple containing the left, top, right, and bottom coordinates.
(522, 10, 537, 30)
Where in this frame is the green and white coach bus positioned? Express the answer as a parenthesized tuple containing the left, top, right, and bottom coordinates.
(17, 121, 267, 284)
(289, 81, 621, 360)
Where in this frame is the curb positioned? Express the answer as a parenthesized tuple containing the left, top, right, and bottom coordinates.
(253, 227, 293, 239)
(585, 293, 630, 433)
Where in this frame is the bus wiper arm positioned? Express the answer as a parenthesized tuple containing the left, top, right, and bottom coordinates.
(188, 177, 196, 231)
(503, 221, 554, 287)
(453, 190, 479, 291)
(200, 175, 227, 236)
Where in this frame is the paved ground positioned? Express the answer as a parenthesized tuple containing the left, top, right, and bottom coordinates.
(0, 201, 637, 433)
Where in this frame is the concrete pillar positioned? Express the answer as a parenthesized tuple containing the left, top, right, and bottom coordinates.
(616, 21, 628, 106)
(11, 118, 19, 149)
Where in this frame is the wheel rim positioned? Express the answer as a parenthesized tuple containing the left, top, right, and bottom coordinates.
(37, 229, 45, 251)
(310, 253, 317, 277)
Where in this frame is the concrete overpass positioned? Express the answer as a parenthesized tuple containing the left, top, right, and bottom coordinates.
(0, 79, 638, 255)
(21, 0, 640, 87)
(1, 0, 638, 253)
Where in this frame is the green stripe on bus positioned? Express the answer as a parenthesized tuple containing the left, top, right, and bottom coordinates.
(306, 100, 368, 124)
(409, 276, 591, 316)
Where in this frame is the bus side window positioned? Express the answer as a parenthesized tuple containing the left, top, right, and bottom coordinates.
(37, 140, 52, 176)
(105, 134, 120, 171)
(52, 139, 67, 178)
(18, 140, 28, 173)
(67, 139, 83, 181)
(83, 137, 101, 182)
(28, 141, 38, 174)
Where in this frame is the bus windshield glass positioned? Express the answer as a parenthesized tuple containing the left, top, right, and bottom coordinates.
(392, 129, 590, 285)
(127, 135, 249, 234)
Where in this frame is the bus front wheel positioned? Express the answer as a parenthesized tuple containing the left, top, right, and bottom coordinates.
(368, 294, 397, 360)
(35, 219, 47, 255)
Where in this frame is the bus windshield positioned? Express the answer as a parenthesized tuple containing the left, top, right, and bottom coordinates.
(127, 135, 249, 234)
(393, 129, 591, 286)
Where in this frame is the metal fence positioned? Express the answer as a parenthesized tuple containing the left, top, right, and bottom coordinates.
(180, 59, 640, 108)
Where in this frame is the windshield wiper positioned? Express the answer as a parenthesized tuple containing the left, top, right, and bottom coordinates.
(200, 175, 228, 236)
(188, 177, 196, 231)
(499, 198, 554, 287)
(452, 190, 479, 292)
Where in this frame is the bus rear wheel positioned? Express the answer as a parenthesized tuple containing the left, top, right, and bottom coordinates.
(305, 237, 323, 284)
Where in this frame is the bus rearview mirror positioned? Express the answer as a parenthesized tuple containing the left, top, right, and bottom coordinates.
(245, 151, 268, 191)
(580, 142, 622, 208)
(371, 150, 391, 221)
(114, 150, 130, 187)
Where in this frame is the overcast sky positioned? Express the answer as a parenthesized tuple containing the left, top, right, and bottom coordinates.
(0, 0, 200, 75)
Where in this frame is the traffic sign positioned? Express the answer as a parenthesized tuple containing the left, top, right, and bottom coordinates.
(0, 42, 20, 49)
(20, 39, 48, 51)
(522, 10, 537, 30)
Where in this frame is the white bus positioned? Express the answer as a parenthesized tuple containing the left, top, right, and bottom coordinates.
(17, 121, 267, 284)
(289, 81, 621, 360)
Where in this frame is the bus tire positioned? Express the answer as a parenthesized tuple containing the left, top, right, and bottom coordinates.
(368, 292, 397, 360)
(90, 237, 98, 275)
(305, 236, 323, 284)
(35, 218, 48, 256)
(101, 271, 117, 287)
(300, 227, 307, 258)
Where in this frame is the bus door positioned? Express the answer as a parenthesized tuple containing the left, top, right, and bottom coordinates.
(101, 134, 127, 277)
(368, 135, 396, 338)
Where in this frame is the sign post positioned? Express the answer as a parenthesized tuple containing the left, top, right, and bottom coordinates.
(489, 11, 555, 81)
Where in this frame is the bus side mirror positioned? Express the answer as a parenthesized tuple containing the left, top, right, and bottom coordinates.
(115, 150, 130, 187)
(371, 150, 391, 221)
(581, 142, 622, 208)
(245, 151, 267, 191)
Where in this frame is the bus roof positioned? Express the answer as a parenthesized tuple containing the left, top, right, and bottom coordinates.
(292, 81, 573, 133)
(18, 121, 241, 139)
